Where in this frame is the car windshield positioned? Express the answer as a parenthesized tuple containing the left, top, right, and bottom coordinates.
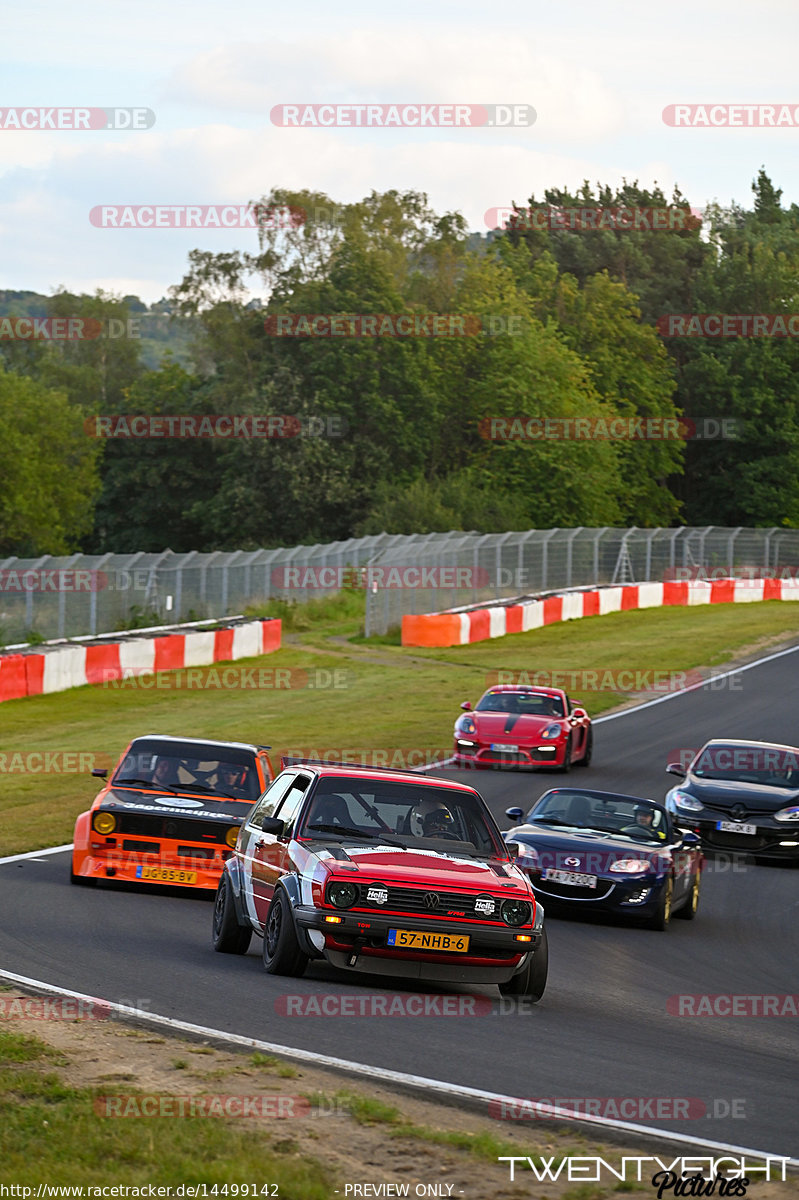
(298, 778, 507, 858)
(692, 744, 799, 788)
(112, 740, 260, 801)
(476, 690, 564, 718)
(527, 790, 668, 844)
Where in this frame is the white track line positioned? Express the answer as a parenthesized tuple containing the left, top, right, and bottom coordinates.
(0, 967, 795, 1167)
(0, 843, 73, 866)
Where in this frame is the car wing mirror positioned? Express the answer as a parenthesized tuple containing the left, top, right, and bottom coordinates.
(260, 816, 286, 836)
(460, 701, 472, 711)
(679, 830, 701, 847)
(666, 762, 686, 776)
(505, 806, 524, 822)
(91, 768, 108, 778)
(571, 708, 587, 719)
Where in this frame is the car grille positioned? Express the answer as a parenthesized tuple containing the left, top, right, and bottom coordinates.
(351, 882, 514, 922)
(117, 814, 236, 842)
(705, 830, 768, 851)
(534, 880, 614, 901)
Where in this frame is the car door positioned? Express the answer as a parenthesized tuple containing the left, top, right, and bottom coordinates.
(565, 695, 587, 760)
(239, 772, 297, 926)
(667, 818, 695, 902)
(250, 773, 312, 927)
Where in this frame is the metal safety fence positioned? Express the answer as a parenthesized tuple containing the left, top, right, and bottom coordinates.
(2, 527, 798, 645)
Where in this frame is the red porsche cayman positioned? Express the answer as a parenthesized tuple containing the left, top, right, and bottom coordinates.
(453, 685, 592, 771)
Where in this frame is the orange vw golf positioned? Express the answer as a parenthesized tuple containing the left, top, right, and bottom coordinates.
(71, 735, 274, 890)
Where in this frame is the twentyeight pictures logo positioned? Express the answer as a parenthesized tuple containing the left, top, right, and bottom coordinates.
(0, 107, 155, 129)
(270, 103, 535, 127)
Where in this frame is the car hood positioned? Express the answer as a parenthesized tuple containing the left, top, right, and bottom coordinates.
(100, 787, 252, 823)
(311, 843, 528, 892)
(506, 824, 669, 872)
(680, 776, 799, 812)
(470, 712, 559, 739)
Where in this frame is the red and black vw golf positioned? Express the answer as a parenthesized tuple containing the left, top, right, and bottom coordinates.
(212, 762, 547, 1002)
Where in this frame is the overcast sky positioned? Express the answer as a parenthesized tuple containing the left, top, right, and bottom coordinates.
(2, 0, 798, 303)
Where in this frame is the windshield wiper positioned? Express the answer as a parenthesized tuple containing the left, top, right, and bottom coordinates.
(113, 777, 176, 793)
(306, 822, 407, 849)
(530, 816, 571, 826)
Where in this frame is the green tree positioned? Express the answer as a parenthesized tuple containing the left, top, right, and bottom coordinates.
(0, 365, 100, 554)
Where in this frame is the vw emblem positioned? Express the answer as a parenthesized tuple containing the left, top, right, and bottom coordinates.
(731, 804, 747, 821)
(564, 856, 580, 868)
(423, 892, 440, 909)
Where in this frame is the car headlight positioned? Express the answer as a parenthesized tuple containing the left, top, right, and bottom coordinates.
(225, 826, 239, 848)
(327, 881, 359, 909)
(540, 724, 562, 739)
(775, 805, 799, 823)
(500, 898, 532, 926)
(671, 790, 703, 813)
(456, 716, 476, 736)
(609, 858, 650, 873)
(92, 811, 117, 835)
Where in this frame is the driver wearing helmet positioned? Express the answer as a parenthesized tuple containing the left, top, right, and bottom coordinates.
(622, 804, 665, 840)
(410, 797, 456, 838)
(218, 763, 250, 796)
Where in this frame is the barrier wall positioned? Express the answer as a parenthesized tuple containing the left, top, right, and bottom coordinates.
(0, 619, 281, 704)
(401, 579, 799, 647)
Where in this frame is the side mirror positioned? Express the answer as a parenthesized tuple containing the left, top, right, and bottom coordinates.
(506, 841, 521, 861)
(92, 768, 108, 778)
(666, 762, 686, 776)
(505, 806, 524, 822)
(460, 701, 472, 711)
(260, 816, 286, 837)
(571, 708, 587, 719)
(679, 831, 701, 848)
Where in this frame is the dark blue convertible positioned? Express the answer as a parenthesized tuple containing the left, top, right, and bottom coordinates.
(504, 788, 703, 930)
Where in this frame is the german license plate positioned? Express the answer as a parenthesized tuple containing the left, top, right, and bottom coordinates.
(136, 866, 198, 884)
(491, 744, 519, 752)
(387, 929, 470, 953)
(543, 868, 597, 887)
(717, 820, 757, 835)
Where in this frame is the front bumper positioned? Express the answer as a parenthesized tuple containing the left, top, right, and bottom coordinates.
(689, 818, 799, 859)
(453, 742, 564, 769)
(294, 905, 543, 981)
(73, 842, 231, 888)
(526, 871, 666, 915)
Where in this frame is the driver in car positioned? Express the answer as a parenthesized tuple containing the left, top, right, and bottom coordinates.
(621, 805, 666, 841)
(410, 798, 456, 837)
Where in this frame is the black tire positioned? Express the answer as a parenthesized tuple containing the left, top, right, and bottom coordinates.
(498, 926, 548, 1002)
(212, 875, 252, 954)
(646, 876, 673, 930)
(262, 889, 308, 976)
(559, 735, 573, 773)
(576, 727, 593, 767)
(674, 870, 700, 920)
